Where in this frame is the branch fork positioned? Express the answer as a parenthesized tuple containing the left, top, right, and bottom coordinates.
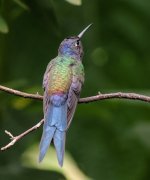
(1, 130, 17, 151)
(1, 119, 44, 151)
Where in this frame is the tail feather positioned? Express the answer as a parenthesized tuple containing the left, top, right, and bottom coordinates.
(39, 102, 67, 166)
(54, 130, 66, 167)
(48, 102, 67, 131)
(39, 126, 56, 162)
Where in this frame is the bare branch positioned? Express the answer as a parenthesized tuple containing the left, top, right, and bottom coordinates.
(0, 85, 150, 103)
(1, 119, 44, 151)
(0, 85, 43, 100)
(79, 92, 150, 103)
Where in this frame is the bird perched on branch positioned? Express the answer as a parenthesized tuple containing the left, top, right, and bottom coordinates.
(39, 24, 92, 167)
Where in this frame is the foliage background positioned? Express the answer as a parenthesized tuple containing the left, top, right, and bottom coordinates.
(0, 0, 150, 179)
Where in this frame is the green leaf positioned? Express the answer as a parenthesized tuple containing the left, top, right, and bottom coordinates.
(0, 16, 9, 34)
(12, 0, 29, 10)
(65, 0, 82, 6)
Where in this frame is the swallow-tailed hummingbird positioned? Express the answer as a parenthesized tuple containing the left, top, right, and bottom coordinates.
(39, 24, 92, 167)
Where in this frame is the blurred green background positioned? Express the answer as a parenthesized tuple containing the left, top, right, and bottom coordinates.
(0, 0, 150, 179)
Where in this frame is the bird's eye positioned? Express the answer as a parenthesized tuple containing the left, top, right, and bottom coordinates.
(75, 40, 80, 47)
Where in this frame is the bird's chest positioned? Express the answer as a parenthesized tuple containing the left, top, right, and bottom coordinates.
(48, 62, 72, 95)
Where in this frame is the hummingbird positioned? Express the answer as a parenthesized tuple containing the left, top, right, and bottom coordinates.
(39, 24, 92, 167)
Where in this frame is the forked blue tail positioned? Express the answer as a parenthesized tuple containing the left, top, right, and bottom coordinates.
(39, 102, 67, 167)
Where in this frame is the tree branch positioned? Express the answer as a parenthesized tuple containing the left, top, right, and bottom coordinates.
(0, 85, 150, 103)
(0, 84, 150, 151)
(1, 119, 44, 151)
(79, 92, 150, 103)
(0, 85, 43, 100)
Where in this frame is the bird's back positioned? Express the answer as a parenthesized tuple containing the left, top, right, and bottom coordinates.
(48, 56, 74, 96)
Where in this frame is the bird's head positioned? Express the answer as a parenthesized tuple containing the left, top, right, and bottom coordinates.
(58, 24, 92, 61)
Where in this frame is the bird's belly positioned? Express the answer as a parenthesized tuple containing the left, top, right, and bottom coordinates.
(48, 65, 72, 95)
